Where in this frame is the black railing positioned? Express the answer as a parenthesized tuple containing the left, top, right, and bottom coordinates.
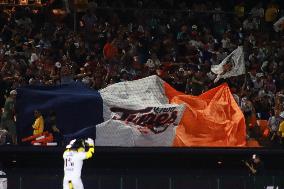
(1, 146, 284, 189)
(4, 173, 284, 189)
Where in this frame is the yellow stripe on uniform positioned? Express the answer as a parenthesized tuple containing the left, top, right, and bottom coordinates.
(68, 181, 74, 189)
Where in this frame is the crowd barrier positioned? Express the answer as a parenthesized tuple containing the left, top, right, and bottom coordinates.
(5, 172, 284, 189)
(1, 146, 284, 189)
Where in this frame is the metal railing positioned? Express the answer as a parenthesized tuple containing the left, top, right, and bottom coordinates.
(4, 174, 284, 189)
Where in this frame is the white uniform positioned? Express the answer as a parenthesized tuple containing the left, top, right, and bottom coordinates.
(63, 150, 88, 189)
(0, 170, 7, 189)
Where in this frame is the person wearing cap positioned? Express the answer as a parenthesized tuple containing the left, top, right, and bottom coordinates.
(253, 73, 265, 90)
(0, 90, 17, 144)
(278, 111, 284, 146)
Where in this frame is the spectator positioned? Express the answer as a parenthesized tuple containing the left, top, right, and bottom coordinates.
(0, 75, 9, 112)
(268, 110, 282, 146)
(0, 1, 283, 147)
(103, 38, 118, 62)
(0, 90, 17, 144)
(234, 1, 245, 19)
(264, 0, 280, 35)
(0, 129, 9, 145)
(80, 8, 97, 49)
(191, 71, 205, 95)
(278, 111, 284, 147)
(265, 1, 279, 24)
(241, 96, 256, 139)
(32, 110, 44, 135)
(45, 110, 62, 145)
(250, 2, 265, 19)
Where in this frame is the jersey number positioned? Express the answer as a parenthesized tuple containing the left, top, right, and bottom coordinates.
(65, 158, 74, 167)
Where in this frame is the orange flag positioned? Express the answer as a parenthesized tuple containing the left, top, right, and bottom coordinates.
(165, 83, 246, 147)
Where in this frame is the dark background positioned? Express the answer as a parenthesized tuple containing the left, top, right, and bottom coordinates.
(1, 146, 284, 189)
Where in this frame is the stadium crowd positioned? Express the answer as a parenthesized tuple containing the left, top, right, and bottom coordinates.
(0, 0, 284, 147)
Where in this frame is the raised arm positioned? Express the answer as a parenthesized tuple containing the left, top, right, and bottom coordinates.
(85, 138, 95, 159)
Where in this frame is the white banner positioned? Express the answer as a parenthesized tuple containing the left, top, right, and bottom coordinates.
(274, 16, 284, 32)
(99, 75, 169, 120)
(96, 104, 185, 146)
(211, 46, 245, 83)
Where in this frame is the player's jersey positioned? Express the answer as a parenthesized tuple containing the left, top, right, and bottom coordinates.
(0, 170, 7, 189)
(63, 150, 87, 180)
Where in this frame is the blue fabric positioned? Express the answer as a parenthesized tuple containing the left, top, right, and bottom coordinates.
(16, 83, 103, 143)
(63, 125, 97, 143)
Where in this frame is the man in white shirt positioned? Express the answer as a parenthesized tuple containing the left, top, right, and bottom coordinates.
(63, 138, 95, 189)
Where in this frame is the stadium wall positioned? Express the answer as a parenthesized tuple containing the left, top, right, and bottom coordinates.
(1, 147, 284, 189)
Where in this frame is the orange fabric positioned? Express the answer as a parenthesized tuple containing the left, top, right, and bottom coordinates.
(165, 83, 247, 147)
(246, 139, 260, 147)
(164, 82, 184, 101)
(21, 131, 49, 142)
(31, 133, 54, 145)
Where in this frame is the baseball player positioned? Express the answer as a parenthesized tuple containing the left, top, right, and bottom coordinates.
(63, 138, 95, 189)
(0, 162, 7, 189)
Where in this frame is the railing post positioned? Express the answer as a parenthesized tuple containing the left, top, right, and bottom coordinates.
(98, 176, 101, 189)
(169, 177, 172, 189)
(135, 177, 138, 189)
(120, 176, 123, 189)
(216, 177, 220, 189)
(19, 176, 22, 189)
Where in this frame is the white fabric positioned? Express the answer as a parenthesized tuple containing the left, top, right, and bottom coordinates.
(35, 135, 45, 140)
(99, 75, 169, 120)
(0, 171, 7, 189)
(274, 17, 284, 32)
(96, 76, 185, 147)
(85, 138, 94, 146)
(46, 142, 58, 146)
(96, 104, 184, 146)
(211, 46, 245, 83)
(63, 177, 83, 189)
(63, 150, 87, 180)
